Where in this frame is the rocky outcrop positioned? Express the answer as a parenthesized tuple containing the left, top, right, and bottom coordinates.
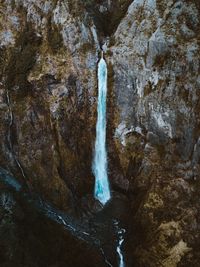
(0, 0, 99, 210)
(0, 0, 200, 266)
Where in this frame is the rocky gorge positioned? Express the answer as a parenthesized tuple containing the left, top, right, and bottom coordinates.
(0, 0, 200, 266)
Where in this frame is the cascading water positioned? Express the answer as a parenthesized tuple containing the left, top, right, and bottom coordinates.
(114, 220, 126, 267)
(92, 51, 111, 205)
(117, 229, 126, 267)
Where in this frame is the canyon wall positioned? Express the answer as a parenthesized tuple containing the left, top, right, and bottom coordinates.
(0, 0, 200, 266)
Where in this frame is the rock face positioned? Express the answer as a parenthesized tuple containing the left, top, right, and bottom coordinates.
(0, 0, 200, 266)
(0, 178, 106, 267)
(0, 0, 99, 210)
(110, 1, 200, 266)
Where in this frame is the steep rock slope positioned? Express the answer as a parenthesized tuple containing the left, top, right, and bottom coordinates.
(0, 0, 99, 210)
(0, 0, 200, 266)
(109, 0, 200, 266)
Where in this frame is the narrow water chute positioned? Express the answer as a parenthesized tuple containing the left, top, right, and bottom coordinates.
(114, 220, 126, 267)
(117, 229, 125, 267)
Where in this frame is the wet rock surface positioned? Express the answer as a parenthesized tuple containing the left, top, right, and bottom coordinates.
(0, 0, 200, 266)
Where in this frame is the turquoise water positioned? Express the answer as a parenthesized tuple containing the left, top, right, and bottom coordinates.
(93, 56, 111, 205)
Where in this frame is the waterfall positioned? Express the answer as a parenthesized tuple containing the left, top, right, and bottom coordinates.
(92, 52, 111, 205)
